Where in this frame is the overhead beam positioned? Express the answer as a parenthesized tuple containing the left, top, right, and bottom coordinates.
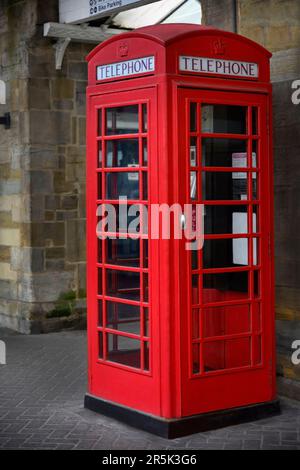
(43, 22, 126, 70)
(43, 22, 125, 44)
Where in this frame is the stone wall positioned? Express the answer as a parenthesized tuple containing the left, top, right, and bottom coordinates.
(201, 0, 300, 397)
(0, 0, 93, 333)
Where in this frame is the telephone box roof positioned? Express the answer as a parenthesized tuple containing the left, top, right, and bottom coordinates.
(86, 23, 272, 62)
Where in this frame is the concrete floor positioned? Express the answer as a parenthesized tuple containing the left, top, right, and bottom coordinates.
(0, 329, 299, 450)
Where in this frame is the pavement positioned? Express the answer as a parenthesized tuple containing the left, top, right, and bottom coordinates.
(0, 328, 300, 450)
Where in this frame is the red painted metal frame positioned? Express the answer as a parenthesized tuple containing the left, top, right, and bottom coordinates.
(86, 24, 275, 420)
(176, 88, 274, 416)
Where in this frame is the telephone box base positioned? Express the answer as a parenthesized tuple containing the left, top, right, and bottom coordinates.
(84, 394, 280, 439)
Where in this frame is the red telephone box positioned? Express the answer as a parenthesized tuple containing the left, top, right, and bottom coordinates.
(85, 24, 279, 438)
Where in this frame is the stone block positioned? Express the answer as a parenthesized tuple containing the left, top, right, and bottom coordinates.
(66, 163, 85, 183)
(0, 179, 21, 196)
(0, 228, 20, 247)
(51, 78, 74, 100)
(28, 78, 50, 109)
(30, 170, 53, 194)
(27, 146, 58, 170)
(68, 62, 87, 80)
(61, 195, 78, 210)
(66, 145, 85, 163)
(53, 100, 73, 110)
(45, 247, 65, 259)
(45, 195, 60, 210)
(30, 194, 45, 222)
(66, 219, 86, 262)
(0, 262, 17, 281)
(30, 110, 71, 145)
(0, 279, 18, 301)
(75, 81, 87, 115)
(11, 247, 45, 273)
(0, 245, 10, 262)
(53, 171, 73, 193)
(78, 117, 86, 146)
(20, 271, 74, 303)
(78, 262, 86, 292)
(56, 210, 77, 220)
(31, 222, 65, 247)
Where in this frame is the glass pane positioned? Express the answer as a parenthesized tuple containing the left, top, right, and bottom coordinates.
(144, 341, 150, 371)
(192, 309, 200, 339)
(190, 171, 197, 200)
(202, 138, 247, 167)
(106, 269, 140, 301)
(98, 300, 103, 327)
(107, 334, 140, 368)
(190, 103, 197, 132)
(142, 138, 148, 166)
(252, 173, 258, 200)
(106, 301, 140, 335)
(98, 141, 102, 167)
(192, 343, 200, 374)
(144, 307, 149, 337)
(203, 304, 251, 338)
(253, 205, 258, 233)
(97, 173, 102, 200)
(202, 104, 247, 134)
(107, 238, 140, 267)
(252, 140, 258, 167)
(192, 275, 199, 304)
(143, 239, 148, 268)
(205, 205, 248, 235)
(203, 272, 249, 302)
(106, 139, 139, 167)
(142, 172, 148, 200)
(98, 238, 102, 263)
(203, 171, 248, 201)
(106, 172, 139, 200)
(98, 268, 102, 295)
(204, 337, 251, 372)
(253, 238, 259, 265)
(98, 332, 103, 359)
(254, 270, 260, 298)
(98, 109, 102, 136)
(106, 105, 139, 135)
(142, 104, 147, 133)
(203, 238, 249, 269)
(192, 250, 198, 270)
(143, 273, 149, 302)
(190, 137, 197, 166)
(252, 108, 258, 135)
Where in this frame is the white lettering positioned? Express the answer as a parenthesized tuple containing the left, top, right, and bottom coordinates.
(179, 56, 259, 79)
(97, 56, 155, 81)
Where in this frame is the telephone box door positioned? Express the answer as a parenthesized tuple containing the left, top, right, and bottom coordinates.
(178, 88, 275, 416)
(86, 87, 161, 415)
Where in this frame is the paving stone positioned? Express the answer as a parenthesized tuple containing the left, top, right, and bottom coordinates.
(0, 330, 299, 450)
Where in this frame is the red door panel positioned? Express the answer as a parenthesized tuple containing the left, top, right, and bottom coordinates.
(86, 87, 161, 415)
(177, 88, 275, 417)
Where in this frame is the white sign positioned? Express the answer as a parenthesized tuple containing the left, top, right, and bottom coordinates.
(59, 0, 160, 24)
(179, 56, 259, 79)
(97, 56, 155, 81)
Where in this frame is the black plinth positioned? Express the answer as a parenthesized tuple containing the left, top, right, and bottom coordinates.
(84, 394, 280, 439)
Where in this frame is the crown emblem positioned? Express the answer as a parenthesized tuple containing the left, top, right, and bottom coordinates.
(211, 39, 226, 56)
(119, 42, 129, 58)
